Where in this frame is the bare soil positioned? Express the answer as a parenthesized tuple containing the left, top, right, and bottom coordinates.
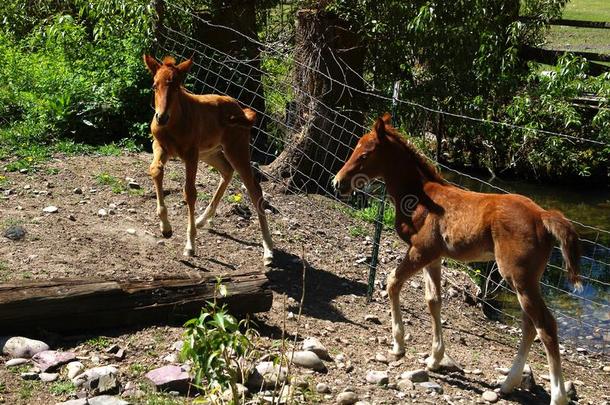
(0, 153, 608, 404)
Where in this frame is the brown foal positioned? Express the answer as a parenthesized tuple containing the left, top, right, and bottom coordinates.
(143, 55, 274, 265)
(333, 114, 581, 405)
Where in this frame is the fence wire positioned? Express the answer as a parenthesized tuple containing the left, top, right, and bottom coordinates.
(156, 2, 609, 355)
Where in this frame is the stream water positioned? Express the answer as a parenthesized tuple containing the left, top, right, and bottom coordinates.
(442, 170, 610, 354)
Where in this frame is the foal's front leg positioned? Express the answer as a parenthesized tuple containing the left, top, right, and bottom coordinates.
(183, 154, 198, 257)
(423, 260, 460, 371)
(387, 251, 427, 358)
(150, 140, 172, 237)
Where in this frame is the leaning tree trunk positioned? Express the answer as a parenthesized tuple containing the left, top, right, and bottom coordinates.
(266, 8, 366, 195)
(193, 0, 270, 163)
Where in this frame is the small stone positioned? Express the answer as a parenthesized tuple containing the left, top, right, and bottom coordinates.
(365, 370, 388, 385)
(316, 383, 331, 394)
(400, 369, 429, 383)
(88, 396, 130, 405)
(495, 367, 510, 375)
(170, 341, 184, 352)
(482, 390, 498, 403)
(336, 391, 359, 405)
(163, 352, 179, 363)
(73, 366, 118, 388)
(397, 379, 414, 391)
(5, 358, 29, 367)
(3, 225, 26, 241)
(603, 365, 610, 372)
(417, 381, 443, 394)
(126, 228, 136, 235)
(145, 365, 191, 393)
(56, 399, 88, 405)
(32, 350, 76, 372)
(247, 361, 288, 391)
(21, 372, 39, 380)
(43, 206, 58, 213)
(374, 353, 388, 364)
(68, 214, 76, 221)
(66, 361, 85, 379)
(221, 383, 249, 402)
(128, 181, 141, 190)
(98, 209, 108, 217)
(1, 336, 49, 359)
(364, 314, 381, 324)
(40, 372, 59, 382)
(73, 188, 83, 194)
(302, 337, 331, 360)
(471, 368, 482, 375)
(290, 351, 327, 372)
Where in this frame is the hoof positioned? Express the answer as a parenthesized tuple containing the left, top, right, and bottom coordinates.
(387, 349, 405, 361)
(425, 354, 462, 373)
(162, 229, 173, 238)
(263, 255, 274, 267)
(183, 248, 195, 257)
(195, 218, 213, 229)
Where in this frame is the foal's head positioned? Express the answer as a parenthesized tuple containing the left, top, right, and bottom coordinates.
(333, 113, 393, 194)
(143, 55, 193, 126)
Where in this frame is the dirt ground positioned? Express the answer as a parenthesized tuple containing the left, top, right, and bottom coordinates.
(0, 152, 608, 404)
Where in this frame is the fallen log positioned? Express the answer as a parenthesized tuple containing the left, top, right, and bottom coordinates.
(0, 272, 272, 334)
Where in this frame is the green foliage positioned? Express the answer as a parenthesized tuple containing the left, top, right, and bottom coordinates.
(49, 381, 75, 396)
(0, 0, 153, 168)
(85, 336, 111, 350)
(182, 280, 257, 401)
(95, 172, 125, 193)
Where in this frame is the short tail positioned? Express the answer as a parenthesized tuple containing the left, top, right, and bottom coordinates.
(541, 210, 582, 291)
(226, 107, 257, 129)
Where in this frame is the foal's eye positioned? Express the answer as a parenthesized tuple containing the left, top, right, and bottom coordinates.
(152, 84, 157, 91)
(359, 153, 368, 161)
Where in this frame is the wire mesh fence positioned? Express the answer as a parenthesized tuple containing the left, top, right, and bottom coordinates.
(155, 2, 609, 355)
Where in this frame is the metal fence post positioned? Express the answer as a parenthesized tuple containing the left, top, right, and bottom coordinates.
(367, 81, 401, 302)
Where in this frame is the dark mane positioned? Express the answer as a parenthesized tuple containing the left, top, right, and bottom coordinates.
(384, 125, 447, 184)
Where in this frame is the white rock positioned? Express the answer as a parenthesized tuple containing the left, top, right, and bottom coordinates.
(316, 382, 331, 393)
(482, 390, 498, 403)
(290, 351, 326, 372)
(302, 337, 330, 360)
(336, 391, 359, 405)
(66, 361, 85, 380)
(43, 206, 58, 213)
(73, 365, 118, 387)
(126, 228, 137, 235)
(6, 358, 29, 367)
(400, 369, 428, 383)
(1, 336, 49, 358)
(365, 370, 388, 385)
(40, 372, 59, 382)
(98, 209, 108, 217)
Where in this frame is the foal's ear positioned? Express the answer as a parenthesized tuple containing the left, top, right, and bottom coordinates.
(373, 116, 387, 139)
(143, 54, 161, 75)
(176, 58, 193, 81)
(381, 112, 392, 125)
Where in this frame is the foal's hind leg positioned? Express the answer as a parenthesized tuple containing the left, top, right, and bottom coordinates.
(150, 140, 172, 237)
(423, 260, 459, 371)
(501, 311, 536, 394)
(196, 151, 234, 229)
(515, 284, 567, 405)
(182, 153, 199, 257)
(222, 136, 274, 266)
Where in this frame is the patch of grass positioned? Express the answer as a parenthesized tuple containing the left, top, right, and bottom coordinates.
(349, 225, 369, 237)
(49, 381, 75, 396)
(128, 187, 145, 197)
(95, 172, 125, 194)
(0, 381, 5, 393)
(0, 174, 9, 187)
(129, 362, 146, 377)
(226, 192, 243, 204)
(335, 200, 395, 230)
(9, 364, 30, 375)
(562, 0, 610, 21)
(0, 261, 8, 282)
(45, 167, 60, 175)
(85, 336, 110, 350)
(19, 381, 40, 401)
(197, 191, 211, 202)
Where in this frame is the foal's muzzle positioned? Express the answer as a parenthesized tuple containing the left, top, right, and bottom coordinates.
(156, 112, 170, 126)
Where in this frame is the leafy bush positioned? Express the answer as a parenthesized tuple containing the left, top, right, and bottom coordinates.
(182, 280, 257, 401)
(0, 0, 154, 168)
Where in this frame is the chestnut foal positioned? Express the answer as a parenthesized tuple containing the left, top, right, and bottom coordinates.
(334, 114, 581, 405)
(144, 55, 274, 265)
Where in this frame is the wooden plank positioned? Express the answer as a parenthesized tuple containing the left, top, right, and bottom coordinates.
(0, 272, 272, 334)
(519, 46, 610, 75)
(520, 17, 610, 29)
